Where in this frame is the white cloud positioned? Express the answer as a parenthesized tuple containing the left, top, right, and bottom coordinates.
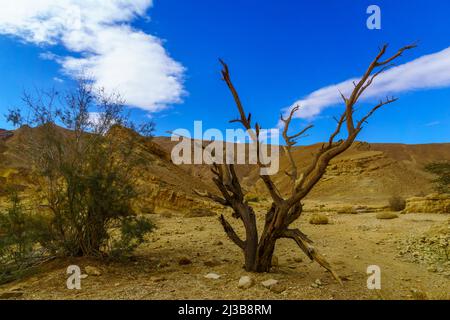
(0, 0, 185, 112)
(284, 46, 450, 121)
(425, 121, 440, 127)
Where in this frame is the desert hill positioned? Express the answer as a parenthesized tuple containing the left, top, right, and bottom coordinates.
(154, 136, 450, 206)
(0, 127, 217, 214)
(1, 128, 449, 211)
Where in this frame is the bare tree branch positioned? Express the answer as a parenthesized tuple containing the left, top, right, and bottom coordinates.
(219, 214, 245, 250)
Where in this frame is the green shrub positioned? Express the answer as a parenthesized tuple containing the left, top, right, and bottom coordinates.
(424, 162, 450, 194)
(0, 193, 30, 263)
(0, 192, 45, 284)
(7, 81, 155, 258)
(109, 216, 155, 259)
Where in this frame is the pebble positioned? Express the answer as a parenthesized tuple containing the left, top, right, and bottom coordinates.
(261, 279, 278, 288)
(204, 273, 221, 280)
(238, 276, 254, 289)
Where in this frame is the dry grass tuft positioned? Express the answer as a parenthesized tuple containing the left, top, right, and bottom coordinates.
(309, 213, 329, 225)
(376, 212, 399, 220)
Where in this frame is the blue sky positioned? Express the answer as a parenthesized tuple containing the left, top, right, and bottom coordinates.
(0, 0, 449, 144)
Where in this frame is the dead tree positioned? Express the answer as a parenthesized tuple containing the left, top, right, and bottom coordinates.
(195, 44, 415, 282)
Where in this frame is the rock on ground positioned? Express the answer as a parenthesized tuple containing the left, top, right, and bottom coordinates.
(261, 279, 278, 288)
(238, 276, 254, 289)
(85, 266, 102, 276)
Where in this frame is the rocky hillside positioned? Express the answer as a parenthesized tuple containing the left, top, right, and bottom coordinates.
(155, 137, 450, 206)
(0, 127, 218, 214)
(1, 128, 449, 210)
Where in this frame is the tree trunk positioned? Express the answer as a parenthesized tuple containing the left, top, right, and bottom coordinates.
(245, 205, 283, 272)
(243, 240, 275, 272)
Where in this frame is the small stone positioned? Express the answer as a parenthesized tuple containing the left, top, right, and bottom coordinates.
(238, 276, 254, 289)
(315, 279, 322, 286)
(293, 257, 303, 263)
(261, 279, 278, 288)
(85, 266, 102, 276)
(205, 273, 221, 280)
(80, 274, 88, 279)
(269, 283, 286, 294)
(213, 240, 223, 246)
(311, 283, 319, 288)
(178, 257, 192, 266)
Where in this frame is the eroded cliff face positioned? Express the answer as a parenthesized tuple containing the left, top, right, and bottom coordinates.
(135, 179, 219, 215)
(404, 194, 450, 214)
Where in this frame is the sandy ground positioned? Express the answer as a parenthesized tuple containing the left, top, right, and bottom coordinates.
(0, 209, 449, 300)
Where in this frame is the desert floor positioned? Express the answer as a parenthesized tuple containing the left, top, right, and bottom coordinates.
(0, 208, 449, 300)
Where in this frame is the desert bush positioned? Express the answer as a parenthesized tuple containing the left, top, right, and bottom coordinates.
(0, 191, 47, 284)
(108, 216, 155, 259)
(309, 213, 329, 225)
(389, 196, 406, 212)
(424, 162, 450, 194)
(6, 81, 155, 258)
(0, 192, 35, 264)
(376, 212, 399, 220)
(337, 206, 357, 214)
